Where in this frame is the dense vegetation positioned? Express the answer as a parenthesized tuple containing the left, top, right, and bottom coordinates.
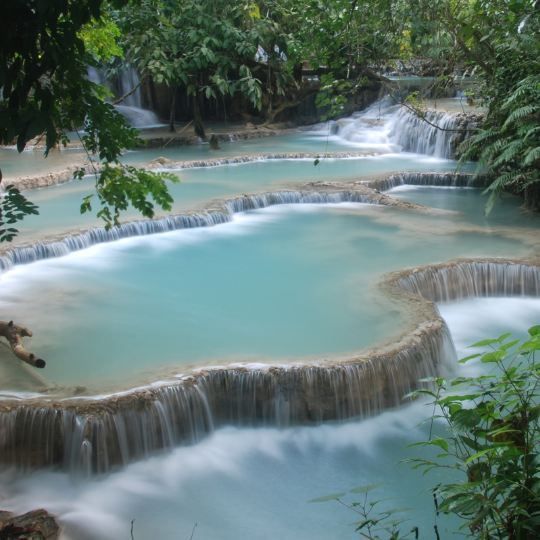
(0, 0, 538, 236)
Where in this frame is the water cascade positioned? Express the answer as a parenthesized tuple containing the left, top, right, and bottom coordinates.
(0, 317, 452, 472)
(87, 65, 162, 128)
(1, 257, 539, 472)
(114, 105, 162, 128)
(0, 183, 419, 272)
(368, 171, 483, 192)
(320, 97, 480, 159)
(390, 259, 540, 302)
(117, 66, 143, 109)
(389, 107, 459, 158)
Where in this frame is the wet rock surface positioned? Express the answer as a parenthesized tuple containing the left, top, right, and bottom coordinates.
(0, 509, 59, 539)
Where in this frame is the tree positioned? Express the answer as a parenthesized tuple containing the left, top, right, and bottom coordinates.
(407, 0, 540, 210)
(0, 0, 177, 240)
(118, 0, 277, 136)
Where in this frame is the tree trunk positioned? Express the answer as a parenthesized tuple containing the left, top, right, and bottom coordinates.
(169, 88, 177, 132)
(0, 320, 45, 368)
(193, 93, 206, 140)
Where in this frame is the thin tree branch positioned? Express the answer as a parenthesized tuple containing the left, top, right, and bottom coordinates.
(113, 77, 145, 105)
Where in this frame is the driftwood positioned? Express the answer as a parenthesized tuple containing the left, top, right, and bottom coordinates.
(0, 320, 45, 368)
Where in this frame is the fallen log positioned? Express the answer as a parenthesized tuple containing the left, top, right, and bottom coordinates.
(0, 320, 45, 368)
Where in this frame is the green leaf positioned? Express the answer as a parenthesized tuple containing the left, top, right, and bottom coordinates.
(349, 484, 381, 494)
(308, 492, 346, 503)
(470, 338, 499, 348)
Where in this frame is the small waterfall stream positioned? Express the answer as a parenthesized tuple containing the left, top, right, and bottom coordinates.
(0, 320, 453, 472)
(0, 172, 481, 272)
(320, 97, 479, 159)
(87, 65, 162, 128)
(389, 107, 459, 158)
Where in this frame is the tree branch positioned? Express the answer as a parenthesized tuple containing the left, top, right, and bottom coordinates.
(398, 100, 478, 133)
(113, 77, 145, 105)
(0, 320, 45, 368)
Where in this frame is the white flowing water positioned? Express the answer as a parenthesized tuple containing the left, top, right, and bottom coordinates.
(88, 64, 165, 128)
(14, 155, 463, 241)
(312, 97, 465, 158)
(114, 104, 163, 129)
(0, 302, 538, 540)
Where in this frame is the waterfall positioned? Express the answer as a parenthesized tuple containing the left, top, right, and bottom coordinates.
(392, 260, 540, 302)
(114, 66, 164, 127)
(1, 258, 538, 472)
(117, 66, 142, 109)
(389, 107, 459, 158)
(0, 173, 486, 272)
(0, 320, 454, 472)
(114, 104, 161, 128)
(87, 65, 162, 128)
(315, 97, 479, 159)
(147, 152, 389, 171)
(0, 189, 385, 273)
(368, 171, 485, 192)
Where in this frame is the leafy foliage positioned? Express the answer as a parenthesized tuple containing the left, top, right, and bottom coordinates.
(78, 164, 177, 229)
(0, 0, 176, 241)
(406, 0, 540, 210)
(461, 74, 540, 213)
(0, 185, 39, 242)
(310, 484, 419, 540)
(117, 0, 293, 133)
(410, 327, 540, 539)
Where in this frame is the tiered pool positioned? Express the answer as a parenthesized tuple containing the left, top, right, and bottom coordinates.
(0, 98, 538, 539)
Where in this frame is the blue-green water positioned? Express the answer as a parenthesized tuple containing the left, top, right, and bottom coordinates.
(1, 301, 539, 540)
(0, 199, 532, 392)
(16, 154, 461, 240)
(1, 104, 539, 540)
(390, 185, 540, 229)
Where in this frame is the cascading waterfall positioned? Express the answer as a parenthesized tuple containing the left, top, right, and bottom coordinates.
(117, 65, 143, 109)
(0, 319, 453, 472)
(0, 172, 482, 272)
(114, 65, 164, 127)
(2, 258, 539, 473)
(87, 65, 161, 127)
(392, 260, 540, 302)
(0, 187, 394, 272)
(368, 171, 485, 192)
(147, 151, 389, 171)
(315, 97, 479, 159)
(389, 107, 459, 158)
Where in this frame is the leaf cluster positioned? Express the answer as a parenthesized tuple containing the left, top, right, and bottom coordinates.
(310, 484, 419, 540)
(0, 185, 39, 242)
(0, 0, 179, 240)
(410, 327, 540, 539)
(117, 0, 293, 110)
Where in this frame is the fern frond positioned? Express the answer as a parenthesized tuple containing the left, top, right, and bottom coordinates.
(502, 104, 539, 128)
(502, 76, 540, 109)
(523, 146, 540, 166)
